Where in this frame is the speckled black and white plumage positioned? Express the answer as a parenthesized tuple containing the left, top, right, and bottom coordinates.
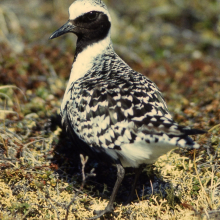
(61, 45, 204, 168)
(50, 0, 205, 218)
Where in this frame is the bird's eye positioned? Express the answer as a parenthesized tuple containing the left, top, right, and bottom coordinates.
(85, 11, 99, 21)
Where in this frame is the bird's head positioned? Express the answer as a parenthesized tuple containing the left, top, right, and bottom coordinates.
(50, 0, 111, 42)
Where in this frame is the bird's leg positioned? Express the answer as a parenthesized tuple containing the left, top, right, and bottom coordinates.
(124, 165, 143, 205)
(89, 163, 125, 220)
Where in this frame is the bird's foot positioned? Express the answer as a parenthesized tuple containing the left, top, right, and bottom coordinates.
(88, 205, 116, 219)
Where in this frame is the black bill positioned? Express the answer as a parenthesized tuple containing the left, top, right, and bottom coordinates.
(50, 21, 75, 39)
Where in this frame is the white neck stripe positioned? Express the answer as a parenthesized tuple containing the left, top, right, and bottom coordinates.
(61, 32, 111, 112)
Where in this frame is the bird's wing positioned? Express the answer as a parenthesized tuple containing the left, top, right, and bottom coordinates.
(65, 78, 205, 150)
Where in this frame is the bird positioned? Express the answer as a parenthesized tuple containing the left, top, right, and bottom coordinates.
(50, 0, 205, 219)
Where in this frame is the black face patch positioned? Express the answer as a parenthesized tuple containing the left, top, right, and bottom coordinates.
(75, 11, 100, 23)
(72, 12, 110, 34)
(70, 12, 111, 55)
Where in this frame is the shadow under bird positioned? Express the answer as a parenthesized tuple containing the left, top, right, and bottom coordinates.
(50, 0, 206, 219)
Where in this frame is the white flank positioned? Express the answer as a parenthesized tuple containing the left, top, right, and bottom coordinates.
(69, 0, 111, 21)
(117, 141, 175, 168)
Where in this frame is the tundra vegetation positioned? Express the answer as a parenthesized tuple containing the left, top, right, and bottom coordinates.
(0, 0, 219, 219)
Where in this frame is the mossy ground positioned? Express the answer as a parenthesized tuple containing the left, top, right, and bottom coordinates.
(0, 0, 220, 219)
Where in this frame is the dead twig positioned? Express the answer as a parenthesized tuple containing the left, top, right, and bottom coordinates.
(65, 154, 96, 220)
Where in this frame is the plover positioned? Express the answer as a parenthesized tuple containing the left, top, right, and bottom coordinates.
(50, 0, 205, 218)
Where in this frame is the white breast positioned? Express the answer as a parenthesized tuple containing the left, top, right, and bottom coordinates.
(61, 34, 111, 113)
